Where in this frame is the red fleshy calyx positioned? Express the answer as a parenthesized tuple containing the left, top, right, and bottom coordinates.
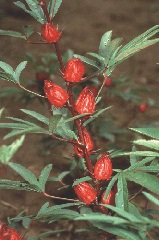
(94, 152, 113, 180)
(74, 86, 96, 114)
(74, 127, 94, 157)
(99, 190, 116, 214)
(138, 103, 148, 112)
(104, 76, 112, 86)
(44, 80, 69, 108)
(63, 58, 85, 82)
(41, 22, 62, 43)
(0, 224, 23, 240)
(74, 181, 97, 204)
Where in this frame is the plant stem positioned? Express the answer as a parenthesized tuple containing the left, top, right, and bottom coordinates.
(43, 192, 79, 202)
(53, 42, 94, 175)
(53, 42, 65, 72)
(39, 0, 51, 23)
(18, 84, 46, 98)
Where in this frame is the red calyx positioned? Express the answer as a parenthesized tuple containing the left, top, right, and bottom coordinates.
(74, 86, 96, 114)
(138, 103, 148, 112)
(41, 22, 62, 43)
(94, 152, 113, 180)
(63, 58, 85, 82)
(44, 80, 69, 108)
(74, 127, 94, 157)
(0, 225, 23, 240)
(74, 181, 97, 204)
(99, 190, 116, 214)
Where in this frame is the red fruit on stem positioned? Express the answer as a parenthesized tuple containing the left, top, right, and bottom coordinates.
(63, 58, 85, 82)
(74, 86, 96, 114)
(74, 127, 94, 157)
(99, 190, 116, 214)
(0, 225, 23, 240)
(138, 103, 147, 112)
(74, 181, 97, 204)
(94, 152, 113, 180)
(44, 80, 69, 108)
(41, 22, 62, 43)
(101, 190, 116, 205)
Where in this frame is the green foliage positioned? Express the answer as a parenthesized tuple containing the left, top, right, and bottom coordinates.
(0, 135, 25, 164)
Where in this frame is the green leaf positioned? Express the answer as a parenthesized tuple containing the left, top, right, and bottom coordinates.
(124, 171, 159, 195)
(0, 61, 14, 75)
(14, 1, 45, 24)
(133, 139, 159, 151)
(0, 108, 4, 118)
(49, 115, 61, 133)
(130, 146, 138, 165)
(48, 0, 63, 18)
(8, 162, 39, 187)
(98, 31, 112, 57)
(0, 87, 23, 98)
(73, 54, 99, 69)
(116, 173, 128, 211)
(72, 176, 92, 186)
(137, 165, 159, 172)
(103, 174, 119, 200)
(55, 124, 78, 140)
(126, 156, 155, 171)
(14, 61, 27, 83)
(38, 164, 52, 191)
(119, 151, 159, 157)
(6, 117, 37, 127)
(129, 128, 159, 140)
(0, 135, 25, 164)
(83, 106, 111, 126)
(142, 191, 159, 206)
(0, 30, 25, 39)
(0, 179, 41, 192)
(21, 109, 49, 125)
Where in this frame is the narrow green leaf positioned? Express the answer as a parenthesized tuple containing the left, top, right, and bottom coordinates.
(38, 164, 52, 191)
(21, 109, 49, 125)
(133, 139, 159, 151)
(130, 146, 138, 165)
(103, 174, 119, 200)
(83, 106, 111, 126)
(126, 156, 155, 171)
(8, 162, 39, 187)
(129, 128, 159, 140)
(0, 30, 25, 39)
(0, 108, 4, 118)
(49, 115, 61, 133)
(73, 54, 99, 69)
(142, 191, 159, 206)
(0, 72, 15, 83)
(119, 151, 159, 157)
(116, 173, 128, 211)
(0, 135, 25, 164)
(6, 117, 37, 127)
(49, 171, 69, 182)
(124, 171, 159, 195)
(98, 31, 112, 57)
(55, 124, 78, 140)
(73, 177, 92, 186)
(14, 61, 27, 83)
(59, 113, 91, 126)
(137, 165, 159, 172)
(48, 0, 63, 18)
(0, 61, 14, 75)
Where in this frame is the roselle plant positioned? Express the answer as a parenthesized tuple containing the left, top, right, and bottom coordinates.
(1, 1, 159, 239)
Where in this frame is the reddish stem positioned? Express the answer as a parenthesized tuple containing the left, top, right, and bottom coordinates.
(53, 42, 65, 73)
(39, 0, 51, 23)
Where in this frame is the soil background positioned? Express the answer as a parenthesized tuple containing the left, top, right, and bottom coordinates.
(0, 0, 159, 239)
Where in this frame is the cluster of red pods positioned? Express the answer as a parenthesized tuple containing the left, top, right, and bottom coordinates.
(41, 22, 115, 211)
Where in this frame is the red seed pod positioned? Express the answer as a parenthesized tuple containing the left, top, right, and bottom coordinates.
(63, 58, 85, 82)
(94, 152, 113, 180)
(74, 127, 94, 157)
(41, 22, 62, 43)
(74, 86, 96, 114)
(44, 80, 69, 108)
(0, 225, 23, 240)
(99, 190, 116, 214)
(74, 181, 97, 204)
(138, 103, 148, 112)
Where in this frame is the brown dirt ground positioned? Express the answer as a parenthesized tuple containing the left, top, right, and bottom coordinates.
(0, 0, 159, 239)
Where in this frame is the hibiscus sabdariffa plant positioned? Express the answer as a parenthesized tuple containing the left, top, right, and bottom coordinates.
(1, 1, 159, 239)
